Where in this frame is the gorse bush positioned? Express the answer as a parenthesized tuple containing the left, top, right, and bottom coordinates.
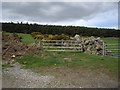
(31, 32, 42, 37)
(31, 32, 70, 40)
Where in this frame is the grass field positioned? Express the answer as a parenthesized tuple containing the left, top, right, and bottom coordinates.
(102, 37, 119, 45)
(2, 32, 118, 87)
(3, 32, 35, 44)
(3, 32, 118, 76)
(16, 33, 119, 57)
(17, 33, 35, 44)
(102, 37, 119, 57)
(16, 51, 118, 77)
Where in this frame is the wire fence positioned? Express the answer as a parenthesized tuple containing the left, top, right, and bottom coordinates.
(104, 44, 119, 58)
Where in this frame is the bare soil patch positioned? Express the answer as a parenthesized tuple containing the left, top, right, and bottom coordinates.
(2, 33, 40, 64)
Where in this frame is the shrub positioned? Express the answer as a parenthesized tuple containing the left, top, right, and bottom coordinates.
(31, 32, 42, 38)
(52, 34, 70, 40)
(34, 35, 44, 40)
(48, 34, 54, 40)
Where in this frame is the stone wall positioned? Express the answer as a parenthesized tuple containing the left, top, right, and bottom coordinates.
(74, 36, 104, 55)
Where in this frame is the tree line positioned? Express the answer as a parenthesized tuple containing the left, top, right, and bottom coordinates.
(2, 22, 119, 37)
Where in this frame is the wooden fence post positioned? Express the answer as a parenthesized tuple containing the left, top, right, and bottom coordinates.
(103, 42, 106, 56)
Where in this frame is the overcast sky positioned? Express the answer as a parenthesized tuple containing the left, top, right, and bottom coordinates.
(2, 1, 118, 29)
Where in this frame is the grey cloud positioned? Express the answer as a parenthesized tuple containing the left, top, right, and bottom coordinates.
(2, 2, 117, 23)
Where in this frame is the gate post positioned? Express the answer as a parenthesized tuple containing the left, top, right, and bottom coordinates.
(103, 42, 106, 56)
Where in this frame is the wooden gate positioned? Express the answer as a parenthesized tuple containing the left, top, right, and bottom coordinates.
(41, 40, 119, 57)
(41, 40, 83, 52)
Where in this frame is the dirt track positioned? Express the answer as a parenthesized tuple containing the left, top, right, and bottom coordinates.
(2, 63, 118, 88)
(2, 63, 54, 88)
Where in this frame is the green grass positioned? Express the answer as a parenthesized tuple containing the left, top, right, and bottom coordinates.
(102, 37, 119, 45)
(16, 33, 35, 44)
(102, 37, 119, 56)
(3, 32, 35, 44)
(15, 35, 118, 75)
(3, 32, 118, 76)
(16, 52, 118, 75)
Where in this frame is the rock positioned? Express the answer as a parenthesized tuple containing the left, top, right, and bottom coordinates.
(96, 45, 102, 51)
(84, 40, 90, 45)
(74, 34, 81, 41)
(89, 40, 94, 45)
(96, 37, 100, 40)
(79, 36, 104, 55)
(11, 55, 16, 58)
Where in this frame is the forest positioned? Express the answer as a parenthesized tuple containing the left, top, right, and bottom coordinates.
(1, 22, 119, 37)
